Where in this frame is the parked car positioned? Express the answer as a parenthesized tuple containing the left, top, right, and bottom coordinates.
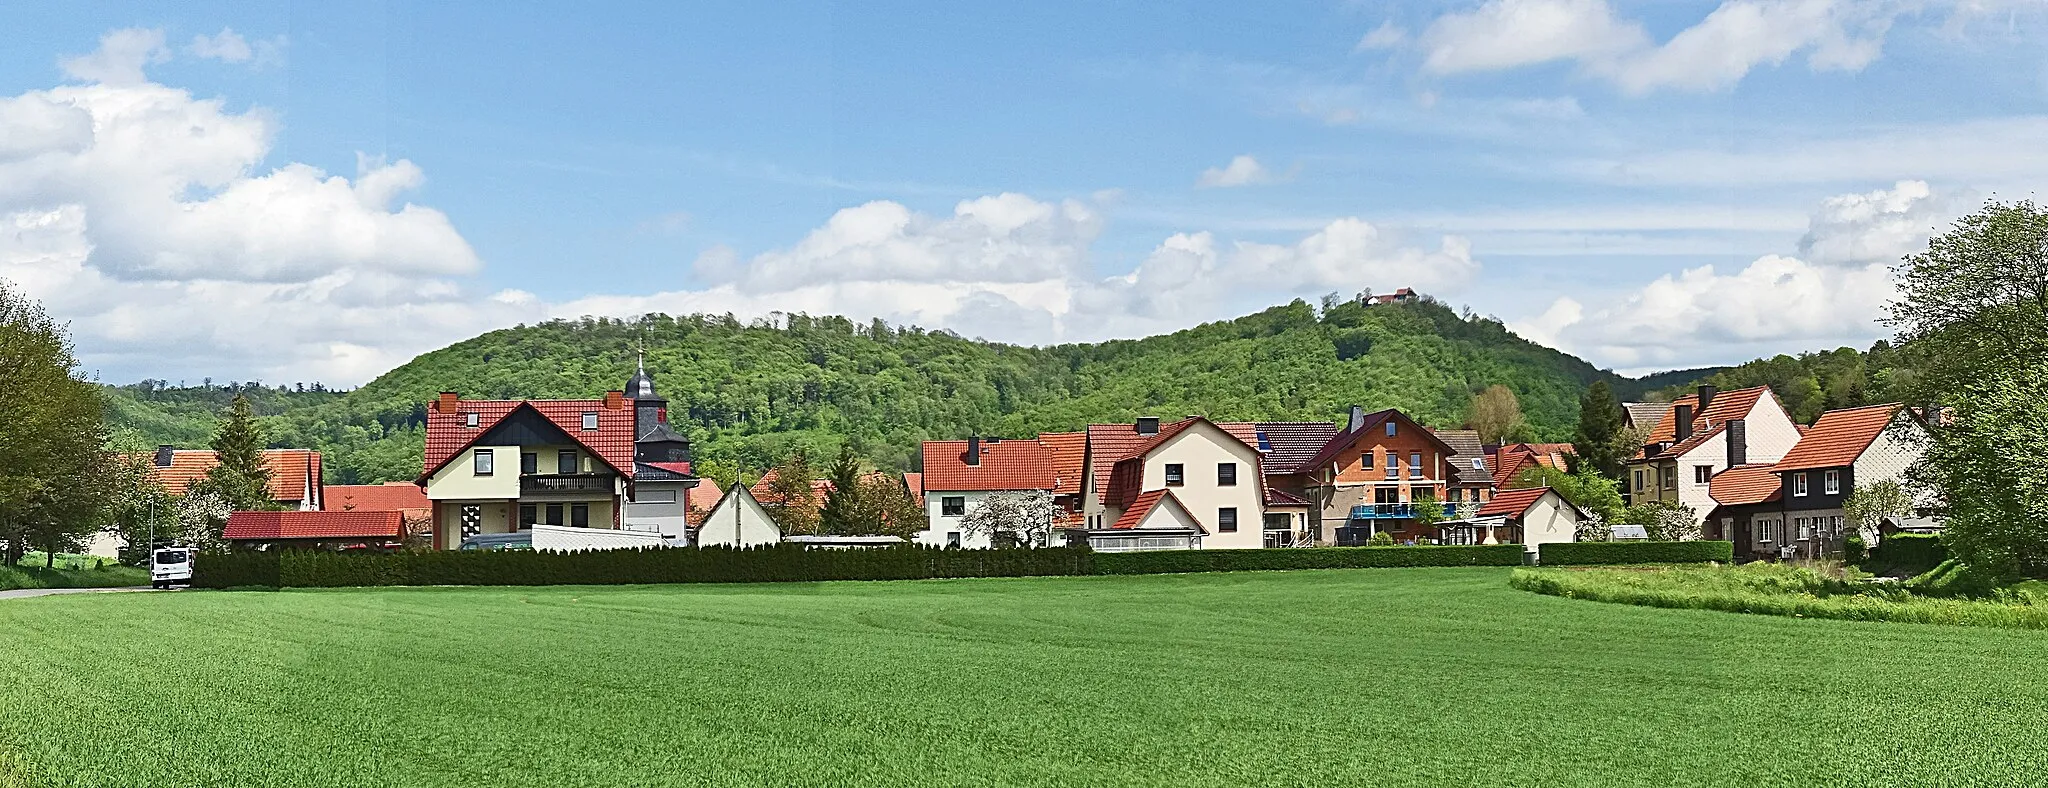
(150, 547, 193, 589)
(459, 533, 534, 551)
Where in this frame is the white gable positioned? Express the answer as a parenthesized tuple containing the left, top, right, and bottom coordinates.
(695, 485, 783, 547)
(1132, 494, 1205, 534)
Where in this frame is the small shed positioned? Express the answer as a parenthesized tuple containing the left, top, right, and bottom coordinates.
(693, 484, 783, 548)
(223, 510, 404, 551)
(1477, 487, 1589, 554)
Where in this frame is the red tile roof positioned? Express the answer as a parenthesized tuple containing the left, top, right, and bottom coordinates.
(684, 478, 724, 526)
(1100, 418, 1264, 510)
(1490, 443, 1574, 488)
(1775, 403, 1906, 472)
(420, 397, 636, 483)
(1708, 464, 1783, 506)
(919, 439, 1055, 492)
(901, 472, 924, 500)
(1086, 419, 1260, 504)
(641, 461, 693, 476)
(1476, 486, 1555, 518)
(224, 510, 402, 540)
(322, 483, 428, 515)
(149, 449, 321, 503)
(750, 470, 836, 508)
(1041, 432, 1087, 495)
(1109, 489, 1198, 531)
(1296, 409, 1461, 475)
(1264, 487, 1311, 507)
(1643, 386, 1772, 455)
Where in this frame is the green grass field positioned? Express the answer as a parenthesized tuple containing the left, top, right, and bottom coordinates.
(0, 560, 145, 592)
(2, 568, 2044, 787)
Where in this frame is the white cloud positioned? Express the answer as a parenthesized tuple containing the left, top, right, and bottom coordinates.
(1515, 181, 1949, 371)
(60, 28, 170, 86)
(1419, 0, 1910, 94)
(1357, 21, 1409, 51)
(1196, 155, 1278, 188)
(189, 28, 251, 62)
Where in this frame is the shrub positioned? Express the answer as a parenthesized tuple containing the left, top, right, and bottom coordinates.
(1093, 545, 1524, 575)
(1538, 540, 1732, 566)
(1866, 533, 1948, 577)
(191, 551, 283, 589)
(1367, 532, 1395, 546)
(1844, 535, 1867, 565)
(256, 544, 1095, 589)
(1511, 564, 2048, 630)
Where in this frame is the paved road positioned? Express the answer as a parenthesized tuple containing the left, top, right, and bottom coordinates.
(0, 586, 158, 600)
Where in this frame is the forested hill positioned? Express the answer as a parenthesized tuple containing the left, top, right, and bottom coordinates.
(104, 297, 1710, 484)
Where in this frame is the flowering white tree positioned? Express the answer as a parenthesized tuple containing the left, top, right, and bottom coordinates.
(173, 490, 231, 551)
(960, 490, 1061, 548)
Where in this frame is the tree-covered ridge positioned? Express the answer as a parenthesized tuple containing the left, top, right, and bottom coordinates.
(106, 296, 1697, 484)
(1655, 339, 1930, 424)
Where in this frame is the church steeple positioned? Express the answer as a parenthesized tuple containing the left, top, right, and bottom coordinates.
(625, 355, 690, 464)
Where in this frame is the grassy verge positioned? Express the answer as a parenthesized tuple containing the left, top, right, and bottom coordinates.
(0, 563, 148, 592)
(1511, 562, 2048, 629)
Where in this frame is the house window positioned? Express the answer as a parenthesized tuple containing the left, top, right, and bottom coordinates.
(1824, 470, 1841, 495)
(1408, 452, 1422, 478)
(1217, 463, 1237, 486)
(1448, 488, 1463, 503)
(638, 490, 677, 504)
(1165, 464, 1185, 486)
(1633, 470, 1645, 491)
(1694, 465, 1713, 484)
(1661, 466, 1676, 490)
(1795, 517, 1810, 540)
(581, 412, 598, 431)
(473, 449, 494, 475)
(545, 504, 564, 526)
(521, 452, 538, 475)
(1218, 507, 1238, 532)
(1361, 452, 1375, 471)
(1793, 473, 1809, 497)
(942, 496, 966, 516)
(946, 532, 961, 548)
(1384, 459, 1399, 480)
(1385, 422, 1397, 437)
(571, 503, 590, 528)
(519, 504, 537, 528)
(464, 412, 479, 428)
(558, 450, 578, 474)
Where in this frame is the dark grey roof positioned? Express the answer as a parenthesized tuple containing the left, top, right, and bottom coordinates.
(1428, 428, 1490, 486)
(636, 420, 689, 444)
(1254, 422, 1339, 475)
(1430, 428, 1484, 458)
(626, 366, 660, 401)
(633, 462, 695, 482)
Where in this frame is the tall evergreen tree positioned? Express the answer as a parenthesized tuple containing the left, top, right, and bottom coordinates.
(196, 394, 275, 511)
(817, 445, 865, 535)
(1572, 381, 1627, 479)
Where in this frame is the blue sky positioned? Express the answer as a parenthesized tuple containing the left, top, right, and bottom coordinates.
(2, 1, 2044, 385)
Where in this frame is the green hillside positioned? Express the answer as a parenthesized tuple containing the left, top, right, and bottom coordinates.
(105, 296, 1709, 484)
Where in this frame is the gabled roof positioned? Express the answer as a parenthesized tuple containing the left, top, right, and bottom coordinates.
(1476, 486, 1560, 518)
(1644, 386, 1771, 448)
(1256, 422, 1340, 475)
(1622, 402, 1668, 430)
(149, 449, 321, 502)
(1429, 428, 1485, 460)
(224, 510, 402, 540)
(1109, 489, 1202, 532)
(1100, 418, 1265, 509)
(919, 439, 1055, 492)
(322, 483, 427, 515)
(1491, 443, 1573, 488)
(1086, 419, 1259, 503)
(1040, 432, 1087, 495)
(420, 397, 636, 483)
(1708, 464, 1783, 506)
(684, 478, 724, 526)
(1264, 487, 1311, 507)
(902, 472, 924, 500)
(1774, 403, 1909, 472)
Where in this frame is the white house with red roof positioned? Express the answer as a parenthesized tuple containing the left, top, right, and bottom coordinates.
(1702, 402, 1929, 559)
(416, 367, 699, 550)
(1469, 487, 1586, 554)
(1080, 417, 1269, 550)
(1625, 385, 1803, 530)
(916, 435, 1061, 548)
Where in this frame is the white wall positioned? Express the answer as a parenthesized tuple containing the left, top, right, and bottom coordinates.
(1520, 494, 1581, 554)
(696, 489, 782, 548)
(1135, 423, 1266, 549)
(917, 490, 993, 548)
(1853, 413, 1925, 489)
(624, 480, 693, 539)
(532, 523, 666, 552)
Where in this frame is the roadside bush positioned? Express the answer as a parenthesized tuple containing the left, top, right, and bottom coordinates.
(1538, 540, 1732, 566)
(1844, 535, 1867, 565)
(1093, 545, 1524, 575)
(1866, 533, 1948, 577)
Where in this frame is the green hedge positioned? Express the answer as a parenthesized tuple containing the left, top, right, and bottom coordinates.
(1093, 545, 1525, 575)
(1538, 540, 1733, 566)
(198, 544, 1093, 589)
(1866, 533, 1948, 577)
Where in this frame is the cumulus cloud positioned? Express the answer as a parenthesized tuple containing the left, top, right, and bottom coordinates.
(1197, 155, 1278, 188)
(59, 28, 170, 85)
(1515, 181, 1949, 370)
(189, 28, 252, 62)
(1418, 0, 1908, 93)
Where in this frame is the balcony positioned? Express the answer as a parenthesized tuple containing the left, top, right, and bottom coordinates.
(520, 473, 616, 496)
(1349, 503, 1457, 520)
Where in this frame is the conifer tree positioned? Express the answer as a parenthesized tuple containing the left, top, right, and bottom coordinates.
(817, 444, 865, 535)
(1572, 381, 1627, 480)
(196, 394, 275, 511)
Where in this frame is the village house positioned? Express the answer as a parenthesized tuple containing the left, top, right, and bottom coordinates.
(692, 483, 782, 548)
(1081, 417, 1270, 550)
(1487, 442, 1573, 489)
(1464, 486, 1586, 553)
(149, 445, 325, 510)
(415, 368, 699, 550)
(1626, 385, 1802, 530)
(915, 434, 1067, 548)
(1296, 407, 1462, 545)
(1428, 428, 1495, 511)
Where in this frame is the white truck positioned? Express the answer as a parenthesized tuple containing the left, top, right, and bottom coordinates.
(150, 547, 194, 589)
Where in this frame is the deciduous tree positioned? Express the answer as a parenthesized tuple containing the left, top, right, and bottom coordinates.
(759, 449, 819, 535)
(0, 280, 110, 565)
(960, 490, 1060, 548)
(1467, 385, 1526, 445)
(1843, 479, 1913, 548)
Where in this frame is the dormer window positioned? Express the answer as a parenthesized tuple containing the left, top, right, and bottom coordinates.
(581, 412, 599, 431)
(464, 412, 479, 428)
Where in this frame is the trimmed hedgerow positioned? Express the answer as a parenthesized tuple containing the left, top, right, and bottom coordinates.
(1538, 540, 1732, 566)
(191, 551, 282, 589)
(1865, 533, 1947, 577)
(1093, 545, 1525, 575)
(226, 544, 1095, 589)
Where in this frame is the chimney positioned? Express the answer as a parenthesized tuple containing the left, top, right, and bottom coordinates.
(1348, 405, 1366, 433)
(1674, 404, 1694, 440)
(154, 445, 175, 467)
(1136, 417, 1160, 436)
(1696, 384, 1717, 417)
(604, 390, 626, 410)
(1726, 418, 1747, 467)
(435, 392, 459, 413)
(966, 437, 982, 466)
